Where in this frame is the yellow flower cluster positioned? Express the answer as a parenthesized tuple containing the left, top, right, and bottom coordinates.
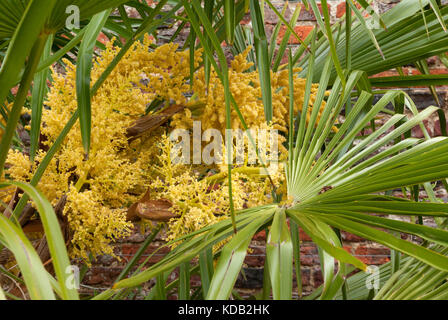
(3, 37, 324, 258)
(171, 46, 324, 139)
(4, 36, 198, 260)
(148, 135, 285, 245)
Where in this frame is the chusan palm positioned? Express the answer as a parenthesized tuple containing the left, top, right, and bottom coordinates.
(1, 0, 448, 300)
(111, 65, 448, 300)
(104, 0, 448, 300)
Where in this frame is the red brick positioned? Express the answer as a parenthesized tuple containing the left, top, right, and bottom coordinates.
(248, 245, 265, 255)
(336, 2, 347, 19)
(355, 255, 390, 265)
(300, 244, 318, 255)
(297, 269, 311, 286)
(336, 2, 364, 19)
(434, 119, 447, 137)
(312, 269, 323, 287)
(121, 244, 139, 256)
(343, 245, 353, 254)
(298, 3, 329, 21)
(146, 243, 171, 254)
(120, 253, 165, 265)
(400, 68, 448, 76)
(83, 267, 122, 286)
(412, 119, 433, 138)
(244, 255, 265, 267)
(355, 246, 390, 256)
(300, 256, 317, 266)
(97, 32, 109, 45)
(85, 274, 103, 286)
(190, 274, 202, 288)
(137, 254, 165, 265)
(371, 70, 400, 78)
(253, 230, 266, 241)
(299, 228, 313, 242)
(121, 243, 170, 256)
(341, 231, 365, 242)
(428, 68, 448, 75)
(277, 25, 314, 44)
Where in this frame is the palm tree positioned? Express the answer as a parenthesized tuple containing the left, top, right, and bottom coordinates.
(0, 0, 448, 300)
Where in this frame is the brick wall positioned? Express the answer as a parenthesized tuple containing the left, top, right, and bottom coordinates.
(81, 226, 396, 297)
(81, 0, 448, 298)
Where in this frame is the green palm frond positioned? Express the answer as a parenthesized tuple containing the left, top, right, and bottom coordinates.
(374, 244, 448, 300)
(0, 181, 79, 300)
(299, 1, 448, 83)
(1, 0, 447, 301)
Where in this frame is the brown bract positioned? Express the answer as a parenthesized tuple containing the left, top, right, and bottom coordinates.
(126, 104, 185, 141)
(127, 189, 175, 222)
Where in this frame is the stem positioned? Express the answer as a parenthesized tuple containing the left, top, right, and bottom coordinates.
(205, 166, 264, 183)
(223, 69, 236, 234)
(334, 227, 348, 299)
(116, 225, 161, 282)
(290, 220, 302, 298)
(262, 227, 272, 299)
(344, 0, 352, 119)
(345, 2, 352, 71)
(0, 34, 48, 178)
(74, 171, 89, 192)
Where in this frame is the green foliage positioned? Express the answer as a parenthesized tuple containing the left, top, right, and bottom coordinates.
(1, 0, 448, 300)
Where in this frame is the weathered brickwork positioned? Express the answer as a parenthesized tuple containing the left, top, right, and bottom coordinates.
(80, 0, 448, 298)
